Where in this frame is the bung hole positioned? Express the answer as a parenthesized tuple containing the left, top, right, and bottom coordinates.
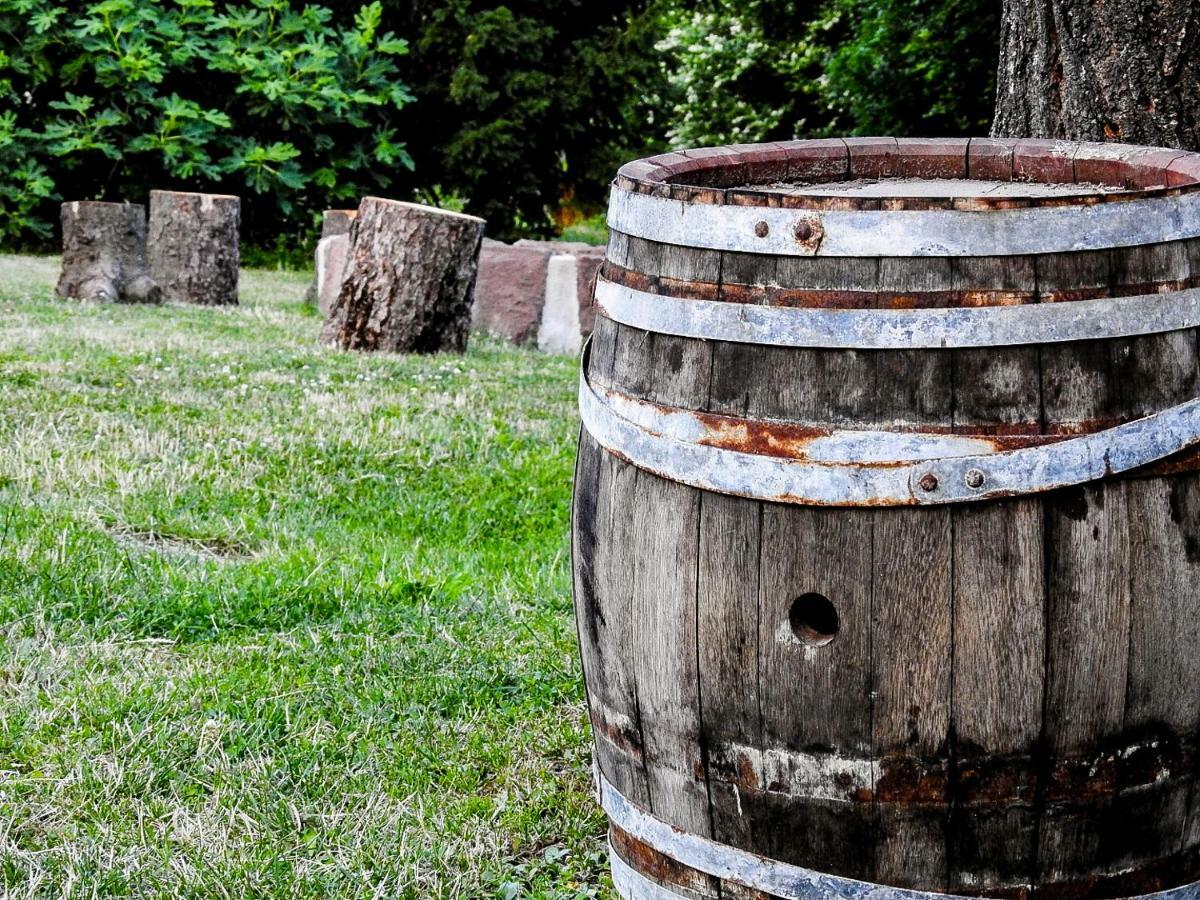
(789, 592, 839, 647)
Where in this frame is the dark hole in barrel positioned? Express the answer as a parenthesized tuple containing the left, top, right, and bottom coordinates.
(789, 593, 839, 646)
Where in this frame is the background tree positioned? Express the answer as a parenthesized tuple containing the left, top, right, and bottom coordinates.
(2, 0, 1009, 253)
(380, 0, 665, 240)
(654, 0, 999, 148)
(992, 0, 1200, 148)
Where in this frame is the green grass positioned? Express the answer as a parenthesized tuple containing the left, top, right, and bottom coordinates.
(0, 255, 605, 898)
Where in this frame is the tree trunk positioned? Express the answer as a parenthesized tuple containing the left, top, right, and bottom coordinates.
(320, 198, 485, 354)
(305, 209, 357, 310)
(56, 201, 160, 304)
(993, 0, 1200, 148)
(148, 190, 240, 305)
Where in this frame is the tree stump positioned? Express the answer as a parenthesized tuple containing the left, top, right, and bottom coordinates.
(148, 190, 240, 305)
(305, 209, 357, 311)
(320, 198, 485, 354)
(56, 201, 160, 304)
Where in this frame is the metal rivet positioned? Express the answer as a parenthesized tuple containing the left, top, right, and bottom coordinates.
(794, 220, 813, 242)
(754, 221, 769, 238)
(918, 473, 939, 492)
(965, 468, 986, 489)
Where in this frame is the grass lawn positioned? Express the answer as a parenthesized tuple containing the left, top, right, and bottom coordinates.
(0, 255, 604, 898)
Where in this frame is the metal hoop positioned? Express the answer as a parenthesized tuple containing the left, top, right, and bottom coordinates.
(607, 186, 1200, 257)
(579, 343, 1200, 506)
(594, 278, 1200, 349)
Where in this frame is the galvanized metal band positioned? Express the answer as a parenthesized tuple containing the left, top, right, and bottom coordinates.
(595, 278, 1200, 349)
(607, 185, 1200, 257)
(579, 353, 1200, 506)
(599, 772, 1200, 900)
(609, 845, 687, 900)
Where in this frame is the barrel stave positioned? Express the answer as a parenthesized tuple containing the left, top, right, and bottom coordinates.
(754, 503, 877, 879)
(572, 433, 651, 807)
(948, 340, 1046, 891)
(949, 498, 1045, 889)
(696, 490, 763, 852)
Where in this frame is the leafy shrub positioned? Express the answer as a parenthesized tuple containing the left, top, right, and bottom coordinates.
(654, 3, 821, 147)
(0, 0, 414, 246)
(653, 0, 998, 147)
(382, 0, 666, 240)
(817, 0, 1000, 136)
(0, 0, 1004, 250)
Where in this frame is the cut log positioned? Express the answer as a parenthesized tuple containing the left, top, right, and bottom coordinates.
(56, 201, 160, 304)
(305, 209, 357, 309)
(321, 198, 485, 354)
(148, 190, 240, 305)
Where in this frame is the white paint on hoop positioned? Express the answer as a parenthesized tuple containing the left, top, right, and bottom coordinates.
(606, 185, 1200, 257)
(594, 278, 1200, 349)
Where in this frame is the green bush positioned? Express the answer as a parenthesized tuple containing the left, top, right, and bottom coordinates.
(653, 0, 998, 147)
(0, 0, 414, 246)
(383, 0, 665, 241)
(817, 0, 1000, 136)
(0, 0, 1005, 251)
(654, 2, 822, 147)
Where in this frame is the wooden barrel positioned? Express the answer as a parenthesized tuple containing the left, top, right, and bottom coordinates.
(571, 138, 1200, 900)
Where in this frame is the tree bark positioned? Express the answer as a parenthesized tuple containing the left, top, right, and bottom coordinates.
(305, 209, 357, 308)
(148, 190, 240, 305)
(56, 201, 160, 303)
(320, 198, 485, 354)
(993, 0, 1200, 148)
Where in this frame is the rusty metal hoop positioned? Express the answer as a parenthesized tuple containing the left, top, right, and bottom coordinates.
(607, 185, 1200, 257)
(579, 341, 1200, 507)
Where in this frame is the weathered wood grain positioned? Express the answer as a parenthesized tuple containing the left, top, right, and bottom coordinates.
(948, 257, 1045, 890)
(696, 492, 762, 850)
(628, 466, 709, 836)
(870, 341, 954, 891)
(574, 434, 651, 807)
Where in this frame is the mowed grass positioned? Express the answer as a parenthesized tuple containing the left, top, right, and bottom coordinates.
(0, 255, 605, 898)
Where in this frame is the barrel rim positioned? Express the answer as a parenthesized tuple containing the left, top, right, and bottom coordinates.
(615, 137, 1200, 212)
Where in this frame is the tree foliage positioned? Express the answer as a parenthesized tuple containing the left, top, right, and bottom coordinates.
(655, 0, 999, 148)
(818, 0, 1000, 136)
(0, 0, 414, 245)
(1, 0, 1002, 251)
(380, 0, 665, 240)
